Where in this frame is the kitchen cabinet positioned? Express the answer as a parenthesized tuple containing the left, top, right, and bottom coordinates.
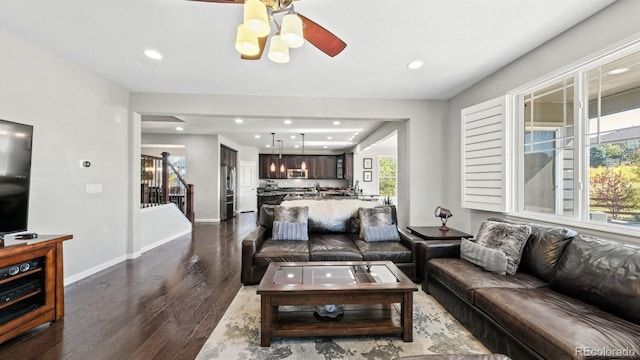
(221, 145, 237, 167)
(259, 154, 349, 180)
(345, 152, 354, 185)
(316, 156, 337, 179)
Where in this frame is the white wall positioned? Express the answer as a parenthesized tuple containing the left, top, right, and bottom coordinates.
(0, 29, 130, 283)
(446, 0, 640, 240)
(141, 133, 219, 221)
(140, 204, 191, 251)
(354, 144, 397, 196)
(131, 94, 449, 228)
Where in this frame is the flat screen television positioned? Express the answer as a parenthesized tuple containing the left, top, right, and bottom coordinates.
(0, 119, 34, 240)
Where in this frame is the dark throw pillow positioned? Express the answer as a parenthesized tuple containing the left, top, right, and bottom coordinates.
(363, 225, 401, 242)
(272, 221, 309, 241)
(476, 220, 531, 275)
(274, 206, 309, 224)
(358, 206, 393, 239)
(519, 224, 576, 282)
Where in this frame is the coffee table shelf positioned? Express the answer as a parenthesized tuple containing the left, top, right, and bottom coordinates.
(257, 261, 417, 347)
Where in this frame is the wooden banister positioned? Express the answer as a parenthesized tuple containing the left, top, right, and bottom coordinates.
(141, 152, 194, 227)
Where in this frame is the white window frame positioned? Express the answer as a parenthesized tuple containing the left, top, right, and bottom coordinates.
(507, 38, 640, 238)
(378, 155, 397, 199)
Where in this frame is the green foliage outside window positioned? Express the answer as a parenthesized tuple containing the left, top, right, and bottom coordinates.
(379, 156, 397, 197)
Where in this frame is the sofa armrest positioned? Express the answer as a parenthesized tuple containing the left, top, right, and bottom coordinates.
(241, 226, 268, 284)
(420, 239, 461, 292)
(398, 228, 423, 281)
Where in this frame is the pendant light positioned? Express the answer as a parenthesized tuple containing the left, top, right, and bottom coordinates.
(243, 0, 270, 37)
(277, 140, 285, 173)
(300, 133, 307, 170)
(281, 12, 304, 48)
(269, 133, 276, 172)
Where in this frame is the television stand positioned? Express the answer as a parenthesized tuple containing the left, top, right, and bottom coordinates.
(0, 234, 72, 344)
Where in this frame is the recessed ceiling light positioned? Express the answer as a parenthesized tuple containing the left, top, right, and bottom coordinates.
(327, 136, 333, 140)
(294, 145, 299, 148)
(175, 126, 184, 131)
(608, 67, 629, 75)
(333, 121, 340, 125)
(144, 49, 163, 60)
(254, 134, 261, 138)
(235, 118, 243, 124)
(407, 60, 423, 70)
(290, 135, 296, 139)
(266, 144, 271, 148)
(323, 145, 328, 149)
(284, 119, 292, 125)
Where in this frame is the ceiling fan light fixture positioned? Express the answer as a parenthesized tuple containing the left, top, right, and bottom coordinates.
(235, 25, 260, 56)
(243, 0, 271, 37)
(281, 14, 304, 48)
(268, 35, 290, 63)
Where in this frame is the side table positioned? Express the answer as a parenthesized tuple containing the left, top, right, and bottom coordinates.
(406, 226, 473, 241)
(406, 227, 473, 292)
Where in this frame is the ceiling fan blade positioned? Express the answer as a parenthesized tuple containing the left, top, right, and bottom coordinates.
(187, 0, 244, 3)
(297, 13, 346, 57)
(241, 36, 268, 60)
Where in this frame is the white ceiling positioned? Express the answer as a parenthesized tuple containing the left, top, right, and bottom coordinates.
(0, 0, 615, 150)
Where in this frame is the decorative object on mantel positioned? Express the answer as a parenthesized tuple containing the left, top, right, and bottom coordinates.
(435, 206, 453, 231)
(269, 132, 276, 172)
(363, 157, 372, 169)
(189, 0, 346, 63)
(363, 171, 372, 182)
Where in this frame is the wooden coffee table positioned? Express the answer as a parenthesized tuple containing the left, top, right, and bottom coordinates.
(256, 261, 418, 347)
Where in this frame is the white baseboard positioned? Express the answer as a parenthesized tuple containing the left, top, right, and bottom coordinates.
(196, 218, 220, 223)
(64, 254, 129, 286)
(64, 231, 190, 286)
(141, 229, 191, 253)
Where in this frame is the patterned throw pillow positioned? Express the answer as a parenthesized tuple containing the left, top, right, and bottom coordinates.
(363, 225, 400, 242)
(272, 221, 309, 241)
(475, 220, 532, 275)
(358, 206, 393, 239)
(274, 206, 309, 223)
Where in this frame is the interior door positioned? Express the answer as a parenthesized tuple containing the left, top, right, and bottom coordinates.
(238, 161, 257, 212)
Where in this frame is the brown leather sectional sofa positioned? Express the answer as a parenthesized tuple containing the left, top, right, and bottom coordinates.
(241, 202, 421, 285)
(422, 219, 640, 360)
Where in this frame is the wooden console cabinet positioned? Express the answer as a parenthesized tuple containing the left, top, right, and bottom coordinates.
(0, 235, 72, 344)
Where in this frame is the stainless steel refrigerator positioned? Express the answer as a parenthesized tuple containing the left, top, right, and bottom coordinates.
(220, 165, 236, 221)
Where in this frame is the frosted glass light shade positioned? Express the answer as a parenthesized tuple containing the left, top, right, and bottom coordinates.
(235, 25, 259, 56)
(243, 0, 270, 37)
(280, 14, 304, 48)
(270, 162, 276, 172)
(301, 161, 307, 170)
(280, 164, 285, 172)
(268, 35, 290, 63)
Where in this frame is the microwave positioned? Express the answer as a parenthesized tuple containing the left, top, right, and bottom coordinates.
(287, 169, 308, 179)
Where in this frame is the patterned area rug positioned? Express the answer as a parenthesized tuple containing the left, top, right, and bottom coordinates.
(196, 286, 489, 360)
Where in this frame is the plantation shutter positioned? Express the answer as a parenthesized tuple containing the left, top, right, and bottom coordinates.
(461, 96, 510, 213)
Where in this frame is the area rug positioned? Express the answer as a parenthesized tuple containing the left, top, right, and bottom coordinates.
(196, 286, 489, 360)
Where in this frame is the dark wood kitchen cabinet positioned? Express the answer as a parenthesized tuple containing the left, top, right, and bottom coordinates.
(344, 152, 353, 185)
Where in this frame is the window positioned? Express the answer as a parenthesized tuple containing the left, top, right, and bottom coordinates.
(514, 46, 640, 231)
(378, 156, 397, 201)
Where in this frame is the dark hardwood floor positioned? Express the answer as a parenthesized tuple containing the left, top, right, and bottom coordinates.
(0, 212, 257, 360)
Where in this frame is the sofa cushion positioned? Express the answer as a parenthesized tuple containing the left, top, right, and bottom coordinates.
(359, 206, 393, 238)
(255, 239, 310, 266)
(363, 225, 400, 242)
(549, 234, 640, 324)
(309, 233, 363, 261)
(460, 239, 508, 275)
(272, 221, 309, 241)
(519, 223, 576, 282)
(476, 220, 531, 275)
(354, 239, 412, 263)
(474, 286, 640, 360)
(428, 258, 546, 303)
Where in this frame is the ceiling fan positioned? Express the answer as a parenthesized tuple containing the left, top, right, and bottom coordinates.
(189, 0, 347, 63)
